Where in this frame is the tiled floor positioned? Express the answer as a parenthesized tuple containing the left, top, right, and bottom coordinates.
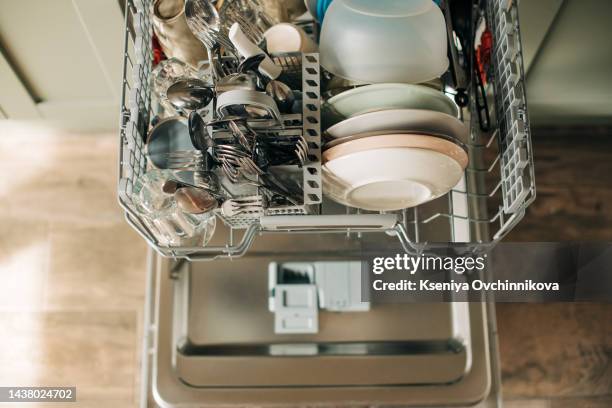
(0, 122, 610, 407)
(0, 121, 147, 408)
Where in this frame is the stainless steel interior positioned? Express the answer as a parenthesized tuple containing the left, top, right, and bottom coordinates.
(142, 226, 502, 407)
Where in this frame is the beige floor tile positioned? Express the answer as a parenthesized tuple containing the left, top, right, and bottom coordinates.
(0, 311, 137, 403)
(0, 126, 145, 407)
(0, 132, 122, 225)
(45, 221, 147, 311)
(0, 217, 49, 311)
(1, 401, 136, 408)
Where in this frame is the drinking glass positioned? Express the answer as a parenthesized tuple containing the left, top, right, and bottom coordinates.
(132, 169, 217, 247)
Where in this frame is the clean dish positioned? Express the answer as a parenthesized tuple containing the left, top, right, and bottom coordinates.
(316, 0, 334, 22)
(325, 109, 468, 143)
(264, 23, 318, 53)
(322, 84, 458, 128)
(323, 147, 464, 211)
(146, 117, 194, 169)
(304, 0, 333, 21)
(322, 133, 469, 169)
(319, 0, 448, 84)
(166, 78, 214, 112)
(132, 169, 217, 247)
(304, 0, 318, 19)
(216, 90, 283, 125)
(152, 0, 208, 68)
(152, 58, 198, 100)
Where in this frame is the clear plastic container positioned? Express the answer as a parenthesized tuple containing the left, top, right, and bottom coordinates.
(319, 0, 449, 84)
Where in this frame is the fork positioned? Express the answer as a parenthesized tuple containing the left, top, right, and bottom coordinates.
(164, 155, 207, 171)
(213, 145, 263, 180)
(156, 152, 213, 184)
(294, 136, 309, 165)
(214, 144, 249, 157)
(237, 157, 264, 175)
(218, 195, 265, 217)
(228, 120, 256, 151)
(220, 161, 240, 183)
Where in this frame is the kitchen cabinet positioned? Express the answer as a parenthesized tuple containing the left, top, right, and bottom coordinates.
(0, 0, 124, 130)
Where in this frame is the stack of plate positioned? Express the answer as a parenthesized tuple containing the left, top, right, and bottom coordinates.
(321, 83, 469, 211)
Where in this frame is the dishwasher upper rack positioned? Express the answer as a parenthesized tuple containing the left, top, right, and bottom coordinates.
(117, 0, 535, 261)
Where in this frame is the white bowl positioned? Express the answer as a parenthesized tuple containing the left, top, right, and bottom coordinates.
(304, 0, 318, 19)
(323, 147, 464, 211)
(264, 23, 317, 53)
(320, 0, 449, 84)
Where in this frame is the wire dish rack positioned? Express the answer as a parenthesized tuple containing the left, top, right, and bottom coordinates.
(118, 0, 535, 261)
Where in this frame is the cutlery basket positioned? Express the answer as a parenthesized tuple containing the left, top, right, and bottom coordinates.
(209, 53, 323, 221)
(118, 0, 535, 260)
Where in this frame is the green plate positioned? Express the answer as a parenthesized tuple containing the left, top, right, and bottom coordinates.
(322, 83, 458, 129)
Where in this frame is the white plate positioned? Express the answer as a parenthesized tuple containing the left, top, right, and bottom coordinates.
(325, 109, 468, 143)
(323, 147, 463, 211)
(322, 84, 458, 128)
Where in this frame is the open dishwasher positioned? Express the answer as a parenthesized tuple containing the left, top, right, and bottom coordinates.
(118, 0, 535, 406)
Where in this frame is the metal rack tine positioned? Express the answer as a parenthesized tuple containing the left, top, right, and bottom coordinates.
(117, 0, 535, 260)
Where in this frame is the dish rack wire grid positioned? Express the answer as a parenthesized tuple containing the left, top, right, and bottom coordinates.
(487, 0, 535, 215)
(117, 0, 535, 261)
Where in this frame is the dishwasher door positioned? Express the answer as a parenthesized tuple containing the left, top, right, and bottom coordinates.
(142, 232, 501, 407)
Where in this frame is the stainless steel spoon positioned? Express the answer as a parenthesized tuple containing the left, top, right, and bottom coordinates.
(215, 73, 258, 94)
(265, 80, 295, 113)
(174, 187, 219, 214)
(162, 174, 221, 197)
(188, 111, 214, 152)
(166, 78, 214, 112)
